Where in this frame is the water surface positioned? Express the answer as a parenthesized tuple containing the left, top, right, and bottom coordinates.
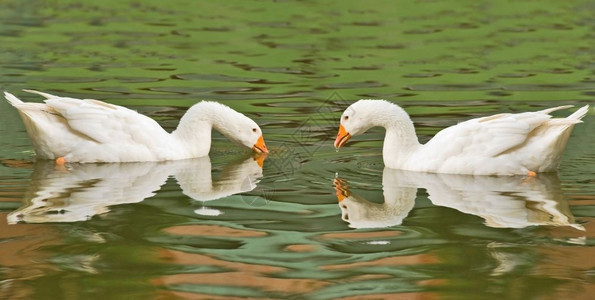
(0, 1, 594, 299)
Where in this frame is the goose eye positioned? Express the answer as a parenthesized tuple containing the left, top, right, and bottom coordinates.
(252, 128, 257, 133)
(343, 116, 349, 121)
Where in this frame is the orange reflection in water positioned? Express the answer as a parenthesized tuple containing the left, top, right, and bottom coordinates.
(532, 216, 595, 299)
(152, 224, 440, 299)
(0, 212, 62, 299)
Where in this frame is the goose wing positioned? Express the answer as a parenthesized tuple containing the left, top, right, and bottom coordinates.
(423, 106, 574, 159)
(25, 90, 170, 147)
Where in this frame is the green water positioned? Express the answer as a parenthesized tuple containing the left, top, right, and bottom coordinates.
(0, 1, 594, 299)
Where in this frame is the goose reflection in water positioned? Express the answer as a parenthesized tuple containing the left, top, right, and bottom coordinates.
(334, 168, 583, 231)
(7, 154, 265, 224)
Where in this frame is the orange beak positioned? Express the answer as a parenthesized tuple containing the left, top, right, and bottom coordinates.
(253, 152, 267, 168)
(333, 178, 350, 202)
(252, 135, 269, 154)
(334, 124, 351, 149)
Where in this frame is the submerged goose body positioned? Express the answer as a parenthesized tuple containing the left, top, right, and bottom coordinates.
(5, 90, 268, 163)
(335, 100, 589, 175)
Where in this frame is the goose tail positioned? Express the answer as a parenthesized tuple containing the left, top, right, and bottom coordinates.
(567, 105, 589, 122)
(22, 89, 57, 99)
(4, 91, 23, 106)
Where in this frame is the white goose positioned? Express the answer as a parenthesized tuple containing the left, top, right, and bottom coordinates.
(335, 100, 589, 175)
(5, 90, 268, 163)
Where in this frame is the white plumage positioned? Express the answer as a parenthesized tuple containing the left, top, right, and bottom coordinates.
(5, 90, 268, 163)
(335, 100, 589, 175)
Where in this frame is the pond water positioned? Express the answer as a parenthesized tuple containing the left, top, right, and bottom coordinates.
(1, 1, 594, 299)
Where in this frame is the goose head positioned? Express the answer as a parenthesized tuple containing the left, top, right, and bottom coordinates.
(335, 100, 385, 148)
(221, 114, 269, 154)
(177, 101, 269, 155)
(334, 100, 412, 149)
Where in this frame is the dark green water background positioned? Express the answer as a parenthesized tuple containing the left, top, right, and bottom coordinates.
(0, 1, 593, 299)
